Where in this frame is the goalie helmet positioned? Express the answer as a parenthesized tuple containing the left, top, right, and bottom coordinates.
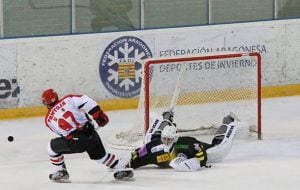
(42, 88, 59, 107)
(161, 123, 178, 152)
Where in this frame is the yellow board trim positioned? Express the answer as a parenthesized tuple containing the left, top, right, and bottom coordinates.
(0, 83, 300, 120)
(262, 83, 300, 98)
(0, 98, 139, 120)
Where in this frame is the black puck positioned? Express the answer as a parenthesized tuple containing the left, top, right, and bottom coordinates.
(8, 136, 14, 142)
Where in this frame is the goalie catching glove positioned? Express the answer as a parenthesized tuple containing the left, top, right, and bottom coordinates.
(88, 106, 109, 127)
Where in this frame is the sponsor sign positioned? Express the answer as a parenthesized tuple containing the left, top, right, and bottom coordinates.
(99, 36, 153, 98)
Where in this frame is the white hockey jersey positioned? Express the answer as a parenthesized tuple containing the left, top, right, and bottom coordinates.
(44, 94, 98, 137)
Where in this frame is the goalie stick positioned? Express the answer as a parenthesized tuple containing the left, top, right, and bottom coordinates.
(168, 63, 217, 134)
(168, 61, 187, 114)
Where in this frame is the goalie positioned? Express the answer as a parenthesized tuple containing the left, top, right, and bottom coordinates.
(127, 110, 240, 171)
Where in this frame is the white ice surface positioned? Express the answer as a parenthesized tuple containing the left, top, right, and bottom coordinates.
(1, 96, 300, 190)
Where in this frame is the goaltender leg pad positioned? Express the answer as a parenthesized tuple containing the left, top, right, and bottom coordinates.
(206, 123, 238, 163)
(144, 112, 164, 143)
(169, 157, 201, 172)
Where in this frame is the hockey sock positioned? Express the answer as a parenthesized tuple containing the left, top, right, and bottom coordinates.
(49, 154, 66, 171)
(96, 153, 120, 169)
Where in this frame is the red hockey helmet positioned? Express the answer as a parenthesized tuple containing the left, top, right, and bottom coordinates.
(42, 89, 59, 106)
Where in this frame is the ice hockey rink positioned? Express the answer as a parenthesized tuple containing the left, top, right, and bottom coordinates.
(1, 95, 300, 190)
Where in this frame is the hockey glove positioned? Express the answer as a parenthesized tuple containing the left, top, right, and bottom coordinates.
(131, 150, 139, 161)
(95, 110, 109, 127)
(162, 110, 174, 122)
(89, 106, 109, 127)
(131, 145, 147, 160)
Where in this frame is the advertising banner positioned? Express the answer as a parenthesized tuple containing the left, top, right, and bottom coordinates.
(0, 44, 19, 108)
(0, 19, 299, 109)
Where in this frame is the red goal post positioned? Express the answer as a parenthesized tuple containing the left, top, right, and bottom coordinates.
(143, 52, 262, 140)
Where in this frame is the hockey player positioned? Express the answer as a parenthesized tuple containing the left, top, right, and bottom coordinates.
(42, 89, 133, 182)
(128, 111, 238, 171)
(128, 110, 176, 169)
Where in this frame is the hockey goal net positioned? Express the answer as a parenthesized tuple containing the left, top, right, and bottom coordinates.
(110, 52, 261, 149)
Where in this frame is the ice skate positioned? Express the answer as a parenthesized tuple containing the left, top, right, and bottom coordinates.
(49, 169, 70, 183)
(113, 168, 134, 180)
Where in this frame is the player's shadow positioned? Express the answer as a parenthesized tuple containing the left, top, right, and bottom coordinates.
(70, 178, 136, 184)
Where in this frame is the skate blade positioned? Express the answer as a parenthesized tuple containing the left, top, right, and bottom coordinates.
(113, 168, 134, 180)
(50, 178, 71, 183)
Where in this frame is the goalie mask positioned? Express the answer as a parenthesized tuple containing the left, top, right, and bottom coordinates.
(161, 124, 178, 152)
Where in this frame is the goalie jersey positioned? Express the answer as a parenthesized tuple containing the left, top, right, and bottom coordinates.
(170, 136, 212, 167)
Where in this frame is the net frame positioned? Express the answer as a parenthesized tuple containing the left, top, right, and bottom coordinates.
(143, 52, 262, 140)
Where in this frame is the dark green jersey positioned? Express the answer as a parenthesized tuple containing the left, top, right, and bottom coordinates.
(129, 139, 171, 169)
(170, 136, 212, 167)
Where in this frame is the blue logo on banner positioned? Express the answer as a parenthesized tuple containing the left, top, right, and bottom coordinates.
(99, 36, 152, 98)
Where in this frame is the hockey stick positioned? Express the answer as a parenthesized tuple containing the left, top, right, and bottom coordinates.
(177, 125, 218, 132)
(169, 63, 187, 113)
(168, 63, 219, 134)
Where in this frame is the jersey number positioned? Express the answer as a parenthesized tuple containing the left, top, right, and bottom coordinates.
(58, 111, 80, 131)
